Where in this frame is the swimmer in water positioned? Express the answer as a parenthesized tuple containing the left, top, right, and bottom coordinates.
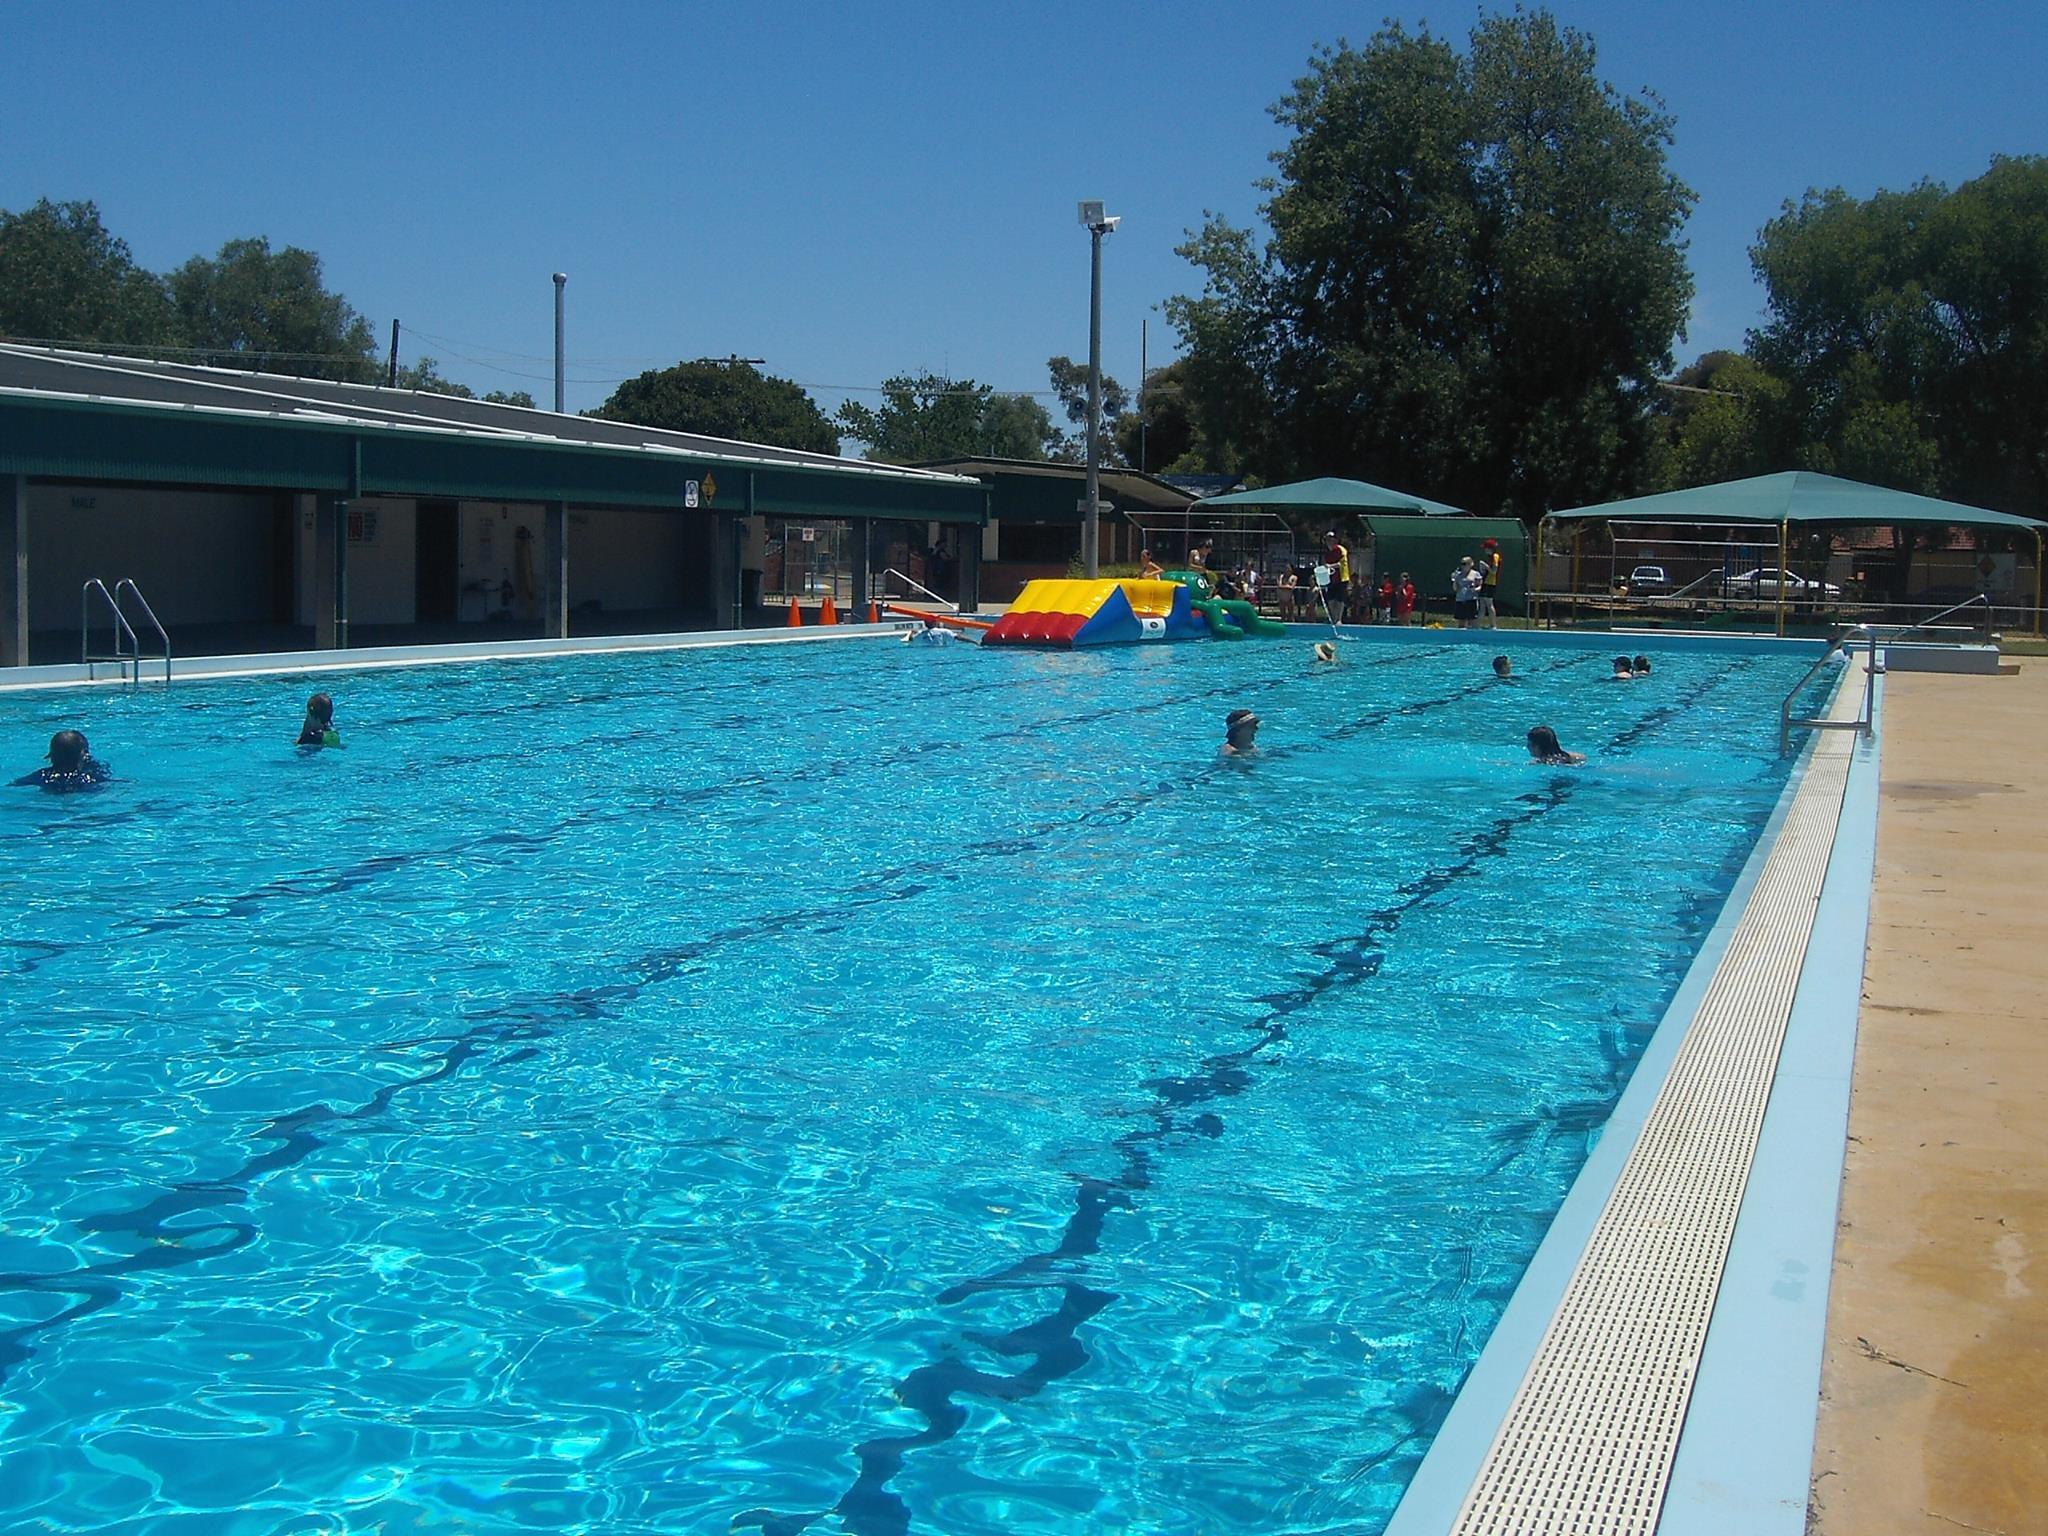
(13, 729, 111, 791)
(1221, 708, 1260, 758)
(297, 693, 342, 748)
(1611, 655, 1635, 681)
(1139, 548, 1164, 579)
(1314, 641, 1337, 664)
(1633, 654, 1652, 677)
(1492, 655, 1513, 679)
(1526, 725, 1585, 765)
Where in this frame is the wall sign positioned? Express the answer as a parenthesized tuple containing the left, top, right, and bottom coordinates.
(684, 480, 700, 508)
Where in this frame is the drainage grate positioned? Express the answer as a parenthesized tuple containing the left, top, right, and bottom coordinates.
(1449, 675, 1862, 1536)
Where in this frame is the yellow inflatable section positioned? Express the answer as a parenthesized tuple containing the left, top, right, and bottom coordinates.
(985, 578, 1208, 647)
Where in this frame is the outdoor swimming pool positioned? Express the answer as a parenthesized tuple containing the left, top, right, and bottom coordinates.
(1, 635, 1835, 1534)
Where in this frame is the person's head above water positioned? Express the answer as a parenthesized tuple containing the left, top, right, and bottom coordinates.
(304, 693, 334, 727)
(1612, 655, 1634, 677)
(46, 729, 89, 772)
(1492, 655, 1512, 677)
(1223, 707, 1261, 753)
(1633, 655, 1652, 675)
(1314, 641, 1337, 664)
(1527, 724, 1584, 764)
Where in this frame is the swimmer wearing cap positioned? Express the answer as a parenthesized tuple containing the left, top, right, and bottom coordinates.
(1221, 708, 1261, 757)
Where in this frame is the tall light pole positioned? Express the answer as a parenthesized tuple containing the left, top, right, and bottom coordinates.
(1078, 201, 1118, 577)
(552, 272, 567, 414)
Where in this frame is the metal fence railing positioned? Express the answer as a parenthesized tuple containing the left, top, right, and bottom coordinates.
(1528, 587, 2037, 637)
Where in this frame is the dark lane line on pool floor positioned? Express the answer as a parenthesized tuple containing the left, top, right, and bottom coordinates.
(0, 647, 1504, 1392)
(90, 647, 1459, 953)
(735, 656, 1760, 1536)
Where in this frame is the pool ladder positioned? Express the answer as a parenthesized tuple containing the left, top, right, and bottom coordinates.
(82, 579, 171, 685)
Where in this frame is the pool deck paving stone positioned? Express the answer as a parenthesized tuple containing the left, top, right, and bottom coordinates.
(1809, 661, 2048, 1536)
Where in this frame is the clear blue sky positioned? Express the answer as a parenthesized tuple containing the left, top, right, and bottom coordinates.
(7, 1, 2044, 440)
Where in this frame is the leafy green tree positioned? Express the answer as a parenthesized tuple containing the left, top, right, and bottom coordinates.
(169, 236, 379, 381)
(0, 198, 176, 349)
(389, 354, 535, 408)
(1650, 351, 1799, 489)
(1045, 354, 1131, 464)
(598, 360, 839, 453)
(975, 392, 1059, 459)
(1168, 11, 1694, 513)
(1749, 158, 2048, 517)
(1114, 358, 1226, 473)
(838, 372, 1047, 463)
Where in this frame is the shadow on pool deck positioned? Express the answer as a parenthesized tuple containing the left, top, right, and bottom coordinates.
(1810, 660, 2048, 1535)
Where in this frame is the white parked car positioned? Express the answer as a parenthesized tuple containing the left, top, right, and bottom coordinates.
(1719, 567, 1842, 600)
(1624, 564, 1669, 594)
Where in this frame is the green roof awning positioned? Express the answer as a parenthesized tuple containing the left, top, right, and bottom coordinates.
(1195, 475, 1468, 517)
(1553, 471, 2045, 530)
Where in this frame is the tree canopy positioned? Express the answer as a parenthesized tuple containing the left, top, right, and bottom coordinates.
(597, 360, 841, 454)
(1167, 10, 1694, 514)
(0, 198, 176, 349)
(393, 355, 535, 409)
(837, 372, 1057, 463)
(168, 237, 380, 382)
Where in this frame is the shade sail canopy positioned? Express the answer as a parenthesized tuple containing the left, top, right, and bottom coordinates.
(1552, 471, 2045, 531)
(1196, 476, 1468, 517)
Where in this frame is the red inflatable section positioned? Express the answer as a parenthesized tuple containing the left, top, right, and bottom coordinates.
(985, 609, 1087, 646)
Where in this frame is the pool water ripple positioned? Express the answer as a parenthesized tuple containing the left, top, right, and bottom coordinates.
(0, 637, 1830, 1533)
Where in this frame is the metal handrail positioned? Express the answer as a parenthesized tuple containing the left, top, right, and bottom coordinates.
(81, 579, 139, 683)
(1780, 625, 1878, 756)
(879, 566, 958, 612)
(1885, 591, 1991, 639)
(115, 579, 171, 684)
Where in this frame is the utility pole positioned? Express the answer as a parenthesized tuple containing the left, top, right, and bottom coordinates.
(1078, 201, 1119, 578)
(1139, 318, 1148, 475)
(552, 272, 567, 414)
(387, 319, 399, 388)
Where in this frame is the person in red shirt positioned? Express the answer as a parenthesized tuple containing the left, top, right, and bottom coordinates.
(1375, 574, 1394, 623)
(1394, 572, 1418, 624)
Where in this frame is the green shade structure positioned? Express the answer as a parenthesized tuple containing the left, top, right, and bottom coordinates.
(1196, 476, 1468, 518)
(1552, 471, 2044, 531)
(1544, 472, 2045, 635)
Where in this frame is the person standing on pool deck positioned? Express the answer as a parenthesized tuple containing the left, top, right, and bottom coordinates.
(1451, 557, 1485, 628)
(1478, 538, 1501, 627)
(1526, 725, 1584, 765)
(13, 729, 111, 791)
(1321, 532, 1351, 625)
(297, 693, 343, 748)
(1221, 708, 1261, 757)
(1395, 572, 1417, 624)
(1374, 573, 1394, 624)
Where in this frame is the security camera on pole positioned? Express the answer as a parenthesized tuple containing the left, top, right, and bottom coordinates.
(1078, 201, 1119, 578)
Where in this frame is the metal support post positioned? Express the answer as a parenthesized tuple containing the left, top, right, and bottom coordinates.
(1, 474, 25, 666)
(542, 501, 569, 639)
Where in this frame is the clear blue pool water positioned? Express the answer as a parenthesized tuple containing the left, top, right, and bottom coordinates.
(0, 634, 1836, 1535)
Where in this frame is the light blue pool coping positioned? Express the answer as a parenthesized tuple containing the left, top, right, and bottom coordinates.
(1385, 659, 1880, 1536)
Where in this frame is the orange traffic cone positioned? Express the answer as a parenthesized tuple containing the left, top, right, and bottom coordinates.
(867, 600, 880, 624)
(820, 594, 838, 625)
(787, 599, 802, 627)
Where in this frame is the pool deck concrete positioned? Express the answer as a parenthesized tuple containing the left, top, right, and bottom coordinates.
(1810, 661, 2048, 1536)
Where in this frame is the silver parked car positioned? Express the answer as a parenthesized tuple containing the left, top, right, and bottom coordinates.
(1719, 567, 1842, 600)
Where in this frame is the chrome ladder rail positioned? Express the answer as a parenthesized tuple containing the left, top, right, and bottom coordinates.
(114, 579, 171, 684)
(1780, 624, 1877, 756)
(82, 579, 140, 684)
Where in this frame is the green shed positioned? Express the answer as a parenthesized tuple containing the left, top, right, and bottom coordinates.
(1362, 516, 1528, 614)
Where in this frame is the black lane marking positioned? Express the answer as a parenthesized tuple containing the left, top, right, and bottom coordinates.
(105, 648, 1456, 946)
(0, 649, 1476, 1382)
(734, 779, 1583, 1536)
